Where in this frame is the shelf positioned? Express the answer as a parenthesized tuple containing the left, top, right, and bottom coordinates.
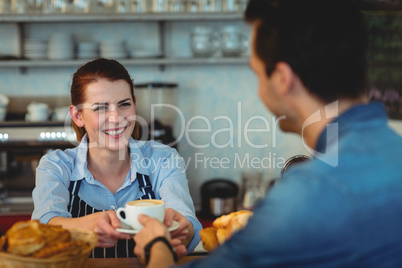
(0, 12, 246, 71)
(0, 57, 249, 68)
(0, 12, 243, 23)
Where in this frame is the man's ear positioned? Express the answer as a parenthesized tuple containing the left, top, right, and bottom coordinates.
(69, 105, 84, 127)
(273, 62, 296, 96)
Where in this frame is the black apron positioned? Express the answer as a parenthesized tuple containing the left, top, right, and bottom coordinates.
(67, 172, 156, 258)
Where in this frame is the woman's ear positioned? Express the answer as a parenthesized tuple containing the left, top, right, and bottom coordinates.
(69, 105, 84, 127)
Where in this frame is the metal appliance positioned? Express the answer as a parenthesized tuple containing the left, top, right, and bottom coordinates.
(0, 120, 76, 230)
(200, 179, 239, 219)
(134, 82, 178, 147)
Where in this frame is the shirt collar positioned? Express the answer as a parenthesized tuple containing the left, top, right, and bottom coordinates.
(70, 134, 93, 182)
(71, 134, 151, 183)
(315, 102, 388, 154)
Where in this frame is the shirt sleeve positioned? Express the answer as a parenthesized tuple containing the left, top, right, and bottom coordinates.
(31, 151, 73, 223)
(155, 148, 202, 253)
(170, 187, 292, 268)
(173, 168, 356, 268)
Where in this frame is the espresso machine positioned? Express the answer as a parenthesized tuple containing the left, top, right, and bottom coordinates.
(134, 82, 178, 148)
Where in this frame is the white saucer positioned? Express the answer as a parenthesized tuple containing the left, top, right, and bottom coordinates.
(116, 220, 180, 235)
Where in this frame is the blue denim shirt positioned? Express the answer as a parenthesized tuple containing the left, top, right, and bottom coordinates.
(182, 102, 402, 267)
(32, 136, 202, 253)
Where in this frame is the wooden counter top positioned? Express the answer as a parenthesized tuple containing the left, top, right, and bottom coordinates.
(83, 255, 205, 268)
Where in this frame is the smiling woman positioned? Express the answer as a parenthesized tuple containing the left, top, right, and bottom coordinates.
(69, 58, 137, 143)
(31, 58, 202, 259)
(70, 79, 136, 152)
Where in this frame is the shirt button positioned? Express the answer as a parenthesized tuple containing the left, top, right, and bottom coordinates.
(111, 205, 116, 210)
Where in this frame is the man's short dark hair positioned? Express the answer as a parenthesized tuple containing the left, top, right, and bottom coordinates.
(245, 0, 368, 103)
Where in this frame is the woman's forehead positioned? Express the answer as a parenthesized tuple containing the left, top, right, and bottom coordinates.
(84, 79, 132, 102)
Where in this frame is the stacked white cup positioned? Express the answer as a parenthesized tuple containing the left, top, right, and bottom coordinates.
(24, 39, 48, 59)
(100, 40, 127, 59)
(48, 33, 75, 60)
(77, 41, 98, 59)
(26, 102, 50, 122)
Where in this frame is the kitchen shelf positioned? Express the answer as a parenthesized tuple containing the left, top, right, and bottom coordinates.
(0, 57, 249, 68)
(0, 12, 243, 23)
(0, 12, 247, 70)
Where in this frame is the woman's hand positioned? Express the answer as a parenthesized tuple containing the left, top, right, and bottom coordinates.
(133, 214, 187, 264)
(163, 208, 194, 255)
(90, 210, 131, 247)
(49, 210, 131, 248)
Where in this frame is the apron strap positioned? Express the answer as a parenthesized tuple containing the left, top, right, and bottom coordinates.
(136, 173, 156, 200)
(68, 179, 82, 196)
(68, 179, 82, 213)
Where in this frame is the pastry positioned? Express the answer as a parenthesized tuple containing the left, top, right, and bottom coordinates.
(0, 220, 91, 258)
(199, 227, 218, 252)
(200, 210, 253, 252)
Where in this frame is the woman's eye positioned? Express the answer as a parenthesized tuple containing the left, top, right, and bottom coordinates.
(94, 106, 107, 112)
(119, 102, 131, 108)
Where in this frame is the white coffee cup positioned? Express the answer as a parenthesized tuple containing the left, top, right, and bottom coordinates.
(26, 102, 49, 122)
(116, 199, 165, 230)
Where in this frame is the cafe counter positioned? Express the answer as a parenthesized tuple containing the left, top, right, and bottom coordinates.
(83, 255, 205, 268)
(83, 241, 207, 268)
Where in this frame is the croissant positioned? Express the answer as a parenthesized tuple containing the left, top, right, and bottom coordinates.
(200, 210, 253, 252)
(0, 220, 90, 258)
(199, 227, 218, 252)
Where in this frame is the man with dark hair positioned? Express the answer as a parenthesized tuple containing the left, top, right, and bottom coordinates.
(132, 0, 402, 267)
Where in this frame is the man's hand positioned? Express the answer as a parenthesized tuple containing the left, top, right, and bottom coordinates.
(133, 214, 170, 263)
(134, 214, 187, 264)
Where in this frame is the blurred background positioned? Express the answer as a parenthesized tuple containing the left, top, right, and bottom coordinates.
(0, 0, 401, 230)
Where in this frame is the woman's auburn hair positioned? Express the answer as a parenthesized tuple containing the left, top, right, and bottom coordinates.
(70, 58, 139, 142)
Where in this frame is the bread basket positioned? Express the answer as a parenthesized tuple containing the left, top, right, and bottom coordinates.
(0, 228, 97, 268)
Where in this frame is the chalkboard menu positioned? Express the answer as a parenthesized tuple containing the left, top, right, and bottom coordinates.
(364, 12, 402, 119)
(357, 0, 402, 11)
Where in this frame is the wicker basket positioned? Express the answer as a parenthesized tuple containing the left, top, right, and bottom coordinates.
(0, 228, 97, 268)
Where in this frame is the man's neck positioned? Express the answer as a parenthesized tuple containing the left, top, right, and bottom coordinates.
(299, 97, 367, 149)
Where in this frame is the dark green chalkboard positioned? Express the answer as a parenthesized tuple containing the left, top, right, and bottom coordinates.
(364, 11, 402, 119)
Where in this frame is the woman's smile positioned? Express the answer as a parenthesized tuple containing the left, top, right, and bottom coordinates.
(103, 126, 127, 138)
